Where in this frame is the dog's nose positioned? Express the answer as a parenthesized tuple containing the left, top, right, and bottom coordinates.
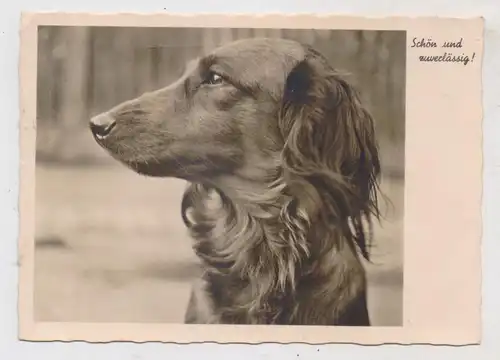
(89, 113, 117, 138)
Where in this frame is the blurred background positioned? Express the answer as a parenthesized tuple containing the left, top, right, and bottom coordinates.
(34, 26, 406, 325)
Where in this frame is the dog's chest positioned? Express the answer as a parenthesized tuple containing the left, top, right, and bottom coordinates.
(203, 271, 310, 324)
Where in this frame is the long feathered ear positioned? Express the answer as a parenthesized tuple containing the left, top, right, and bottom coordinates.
(279, 49, 381, 260)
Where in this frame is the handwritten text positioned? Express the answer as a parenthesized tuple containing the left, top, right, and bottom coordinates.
(411, 37, 475, 65)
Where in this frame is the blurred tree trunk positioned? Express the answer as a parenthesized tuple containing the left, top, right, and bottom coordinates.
(58, 27, 90, 129)
(218, 28, 234, 46)
(203, 28, 217, 53)
(54, 27, 90, 161)
(235, 28, 252, 39)
(133, 29, 154, 95)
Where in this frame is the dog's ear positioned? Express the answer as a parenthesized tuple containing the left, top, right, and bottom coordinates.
(278, 50, 381, 259)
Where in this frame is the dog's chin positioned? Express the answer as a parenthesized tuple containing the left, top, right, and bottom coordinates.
(124, 160, 176, 178)
(119, 156, 237, 181)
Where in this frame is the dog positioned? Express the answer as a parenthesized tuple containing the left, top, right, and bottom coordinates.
(89, 37, 381, 326)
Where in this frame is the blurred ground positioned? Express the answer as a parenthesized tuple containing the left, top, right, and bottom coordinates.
(34, 162, 404, 325)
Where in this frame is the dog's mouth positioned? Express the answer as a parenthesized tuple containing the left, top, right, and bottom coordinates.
(88, 127, 192, 178)
(88, 114, 243, 180)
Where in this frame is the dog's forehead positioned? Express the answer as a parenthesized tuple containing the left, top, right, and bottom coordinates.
(207, 38, 307, 93)
(211, 38, 306, 69)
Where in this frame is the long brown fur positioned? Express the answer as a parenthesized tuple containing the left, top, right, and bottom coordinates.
(90, 38, 381, 326)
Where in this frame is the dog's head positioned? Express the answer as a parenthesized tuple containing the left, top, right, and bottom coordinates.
(90, 38, 307, 179)
(90, 37, 381, 257)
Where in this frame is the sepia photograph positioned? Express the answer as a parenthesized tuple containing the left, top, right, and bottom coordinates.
(18, 13, 483, 345)
(33, 25, 406, 327)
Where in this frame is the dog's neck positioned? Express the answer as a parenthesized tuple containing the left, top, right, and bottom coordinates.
(211, 174, 288, 217)
(185, 170, 366, 324)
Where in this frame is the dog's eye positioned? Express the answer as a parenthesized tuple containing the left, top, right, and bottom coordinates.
(203, 71, 225, 86)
